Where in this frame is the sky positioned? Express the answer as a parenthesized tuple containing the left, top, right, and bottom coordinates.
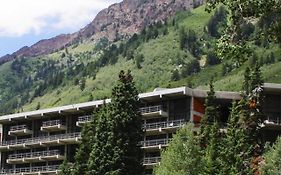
(0, 0, 122, 57)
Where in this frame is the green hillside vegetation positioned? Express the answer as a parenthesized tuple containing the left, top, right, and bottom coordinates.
(0, 5, 280, 114)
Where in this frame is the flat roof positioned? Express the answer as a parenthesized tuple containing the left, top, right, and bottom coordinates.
(264, 83, 281, 93)
(0, 86, 241, 123)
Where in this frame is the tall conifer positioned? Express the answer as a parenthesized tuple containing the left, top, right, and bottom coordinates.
(87, 70, 143, 175)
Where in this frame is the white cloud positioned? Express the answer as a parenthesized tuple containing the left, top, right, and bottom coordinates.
(0, 0, 121, 37)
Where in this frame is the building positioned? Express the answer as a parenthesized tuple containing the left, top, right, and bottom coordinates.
(0, 83, 280, 175)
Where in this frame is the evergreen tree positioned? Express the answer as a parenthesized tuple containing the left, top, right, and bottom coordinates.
(179, 27, 187, 50)
(72, 119, 96, 175)
(87, 70, 143, 175)
(59, 159, 72, 175)
(153, 124, 203, 175)
(243, 67, 251, 95)
(202, 121, 221, 175)
(220, 102, 252, 175)
(171, 69, 180, 81)
(200, 80, 222, 175)
(200, 79, 220, 146)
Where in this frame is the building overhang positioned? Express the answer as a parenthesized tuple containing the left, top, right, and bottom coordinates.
(0, 86, 242, 123)
(263, 83, 281, 94)
(139, 87, 187, 102)
(0, 99, 111, 124)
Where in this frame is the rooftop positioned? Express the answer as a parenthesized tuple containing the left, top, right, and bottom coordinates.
(2, 83, 279, 123)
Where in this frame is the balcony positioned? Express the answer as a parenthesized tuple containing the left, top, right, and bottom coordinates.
(140, 105, 168, 119)
(143, 157, 161, 169)
(1, 165, 60, 175)
(144, 119, 185, 135)
(141, 138, 170, 151)
(7, 150, 65, 164)
(8, 125, 32, 136)
(262, 116, 281, 130)
(0, 132, 81, 151)
(76, 115, 92, 127)
(41, 120, 66, 132)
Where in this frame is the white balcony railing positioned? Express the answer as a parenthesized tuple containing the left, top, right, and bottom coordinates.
(141, 138, 171, 147)
(0, 132, 81, 146)
(143, 157, 161, 165)
(264, 116, 281, 125)
(10, 125, 28, 131)
(78, 115, 92, 123)
(144, 119, 185, 130)
(139, 105, 165, 114)
(42, 120, 64, 127)
(8, 150, 61, 160)
(2, 165, 60, 174)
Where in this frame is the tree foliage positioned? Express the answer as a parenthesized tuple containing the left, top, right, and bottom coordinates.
(86, 70, 143, 175)
(262, 137, 281, 175)
(153, 124, 203, 175)
(59, 159, 72, 175)
(205, 0, 281, 65)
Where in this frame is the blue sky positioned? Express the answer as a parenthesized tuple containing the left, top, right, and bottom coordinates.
(0, 0, 122, 57)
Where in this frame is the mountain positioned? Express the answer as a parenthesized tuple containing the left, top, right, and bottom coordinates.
(0, 1, 280, 116)
(0, 0, 203, 64)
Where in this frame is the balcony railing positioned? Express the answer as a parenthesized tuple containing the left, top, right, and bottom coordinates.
(42, 120, 64, 127)
(265, 116, 281, 125)
(10, 125, 28, 131)
(144, 119, 185, 130)
(2, 165, 60, 174)
(141, 138, 171, 147)
(139, 105, 165, 114)
(143, 157, 161, 165)
(78, 115, 92, 123)
(8, 150, 61, 160)
(0, 132, 81, 146)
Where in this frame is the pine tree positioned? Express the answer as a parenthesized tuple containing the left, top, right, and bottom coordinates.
(72, 119, 95, 175)
(220, 102, 252, 175)
(59, 159, 72, 175)
(202, 121, 221, 175)
(243, 67, 251, 95)
(86, 70, 143, 175)
(200, 79, 219, 145)
(200, 79, 222, 175)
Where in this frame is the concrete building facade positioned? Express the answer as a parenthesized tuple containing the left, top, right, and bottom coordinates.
(0, 83, 280, 175)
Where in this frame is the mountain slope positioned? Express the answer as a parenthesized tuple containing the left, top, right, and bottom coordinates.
(0, 4, 280, 115)
(0, 0, 202, 64)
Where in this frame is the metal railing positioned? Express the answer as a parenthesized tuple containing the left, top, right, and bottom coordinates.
(2, 165, 60, 174)
(141, 138, 171, 147)
(42, 120, 64, 127)
(143, 157, 161, 165)
(8, 150, 61, 159)
(0, 132, 81, 146)
(77, 115, 92, 123)
(144, 119, 185, 130)
(10, 125, 28, 131)
(265, 116, 281, 125)
(139, 105, 165, 114)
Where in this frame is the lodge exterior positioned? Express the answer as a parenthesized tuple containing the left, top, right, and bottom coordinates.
(0, 83, 280, 175)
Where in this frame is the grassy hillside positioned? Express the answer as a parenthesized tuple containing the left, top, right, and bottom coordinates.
(0, 5, 280, 114)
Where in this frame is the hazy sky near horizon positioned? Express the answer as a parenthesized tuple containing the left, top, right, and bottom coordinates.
(0, 0, 122, 57)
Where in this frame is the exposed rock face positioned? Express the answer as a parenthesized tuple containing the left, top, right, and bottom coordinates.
(0, 0, 202, 64)
(80, 0, 197, 41)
